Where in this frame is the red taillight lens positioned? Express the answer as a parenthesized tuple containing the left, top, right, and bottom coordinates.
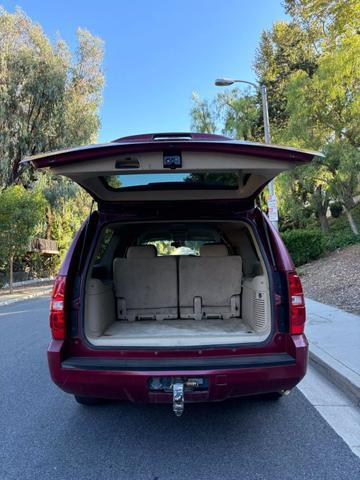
(50, 275, 67, 340)
(287, 272, 306, 334)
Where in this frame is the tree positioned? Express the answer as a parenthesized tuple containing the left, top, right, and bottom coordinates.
(319, 143, 360, 235)
(277, 165, 332, 233)
(50, 190, 93, 261)
(285, 32, 360, 233)
(34, 172, 92, 241)
(190, 92, 217, 134)
(0, 7, 104, 187)
(191, 89, 263, 141)
(215, 89, 263, 141)
(254, 2, 359, 233)
(0, 185, 47, 292)
(284, 0, 360, 45)
(254, 20, 319, 138)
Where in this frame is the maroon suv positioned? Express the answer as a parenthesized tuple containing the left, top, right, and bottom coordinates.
(26, 132, 318, 416)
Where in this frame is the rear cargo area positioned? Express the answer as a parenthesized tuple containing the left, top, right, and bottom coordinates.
(84, 221, 272, 347)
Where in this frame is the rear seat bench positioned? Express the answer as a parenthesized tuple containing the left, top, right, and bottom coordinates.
(179, 244, 242, 320)
(113, 246, 178, 322)
(113, 244, 242, 322)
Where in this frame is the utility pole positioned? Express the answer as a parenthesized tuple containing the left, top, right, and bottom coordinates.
(261, 84, 278, 230)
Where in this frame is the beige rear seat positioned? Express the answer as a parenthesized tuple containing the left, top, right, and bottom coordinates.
(113, 245, 178, 321)
(179, 244, 242, 320)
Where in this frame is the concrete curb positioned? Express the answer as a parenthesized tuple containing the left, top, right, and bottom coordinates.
(0, 289, 52, 307)
(309, 345, 360, 406)
(1, 277, 54, 289)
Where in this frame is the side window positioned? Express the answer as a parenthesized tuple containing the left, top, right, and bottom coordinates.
(94, 228, 114, 265)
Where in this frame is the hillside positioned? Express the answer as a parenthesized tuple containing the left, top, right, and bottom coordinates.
(299, 243, 360, 315)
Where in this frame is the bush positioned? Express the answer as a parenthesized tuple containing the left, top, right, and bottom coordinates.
(330, 202, 343, 218)
(324, 231, 360, 251)
(281, 229, 325, 266)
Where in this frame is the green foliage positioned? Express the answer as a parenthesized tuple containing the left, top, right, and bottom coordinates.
(0, 7, 104, 187)
(284, 0, 360, 44)
(190, 92, 217, 134)
(0, 185, 47, 287)
(148, 241, 174, 256)
(104, 175, 122, 189)
(191, 89, 263, 141)
(257, 2, 359, 235)
(285, 33, 360, 149)
(323, 231, 360, 252)
(215, 89, 263, 141)
(50, 190, 92, 264)
(0, 185, 46, 261)
(282, 203, 360, 265)
(26, 252, 58, 280)
(328, 202, 360, 234)
(254, 20, 319, 137)
(277, 162, 332, 233)
(34, 172, 80, 209)
(281, 229, 324, 266)
(0, 7, 103, 280)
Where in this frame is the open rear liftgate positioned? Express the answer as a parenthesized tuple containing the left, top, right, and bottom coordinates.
(149, 377, 208, 416)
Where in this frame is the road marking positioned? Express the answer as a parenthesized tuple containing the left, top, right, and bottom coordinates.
(298, 365, 360, 458)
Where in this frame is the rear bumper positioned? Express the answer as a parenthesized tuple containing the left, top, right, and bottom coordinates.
(48, 335, 308, 402)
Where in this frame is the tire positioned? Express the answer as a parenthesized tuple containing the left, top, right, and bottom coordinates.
(260, 392, 284, 400)
(74, 395, 104, 406)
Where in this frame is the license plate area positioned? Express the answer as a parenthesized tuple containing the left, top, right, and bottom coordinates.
(148, 376, 209, 392)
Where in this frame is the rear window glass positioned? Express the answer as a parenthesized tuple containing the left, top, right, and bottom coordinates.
(138, 225, 221, 256)
(143, 240, 204, 256)
(94, 227, 114, 264)
(103, 172, 240, 191)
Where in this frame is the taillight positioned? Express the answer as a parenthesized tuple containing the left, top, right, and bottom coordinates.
(50, 275, 67, 340)
(287, 272, 306, 334)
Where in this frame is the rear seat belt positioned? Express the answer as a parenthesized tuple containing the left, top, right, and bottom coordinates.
(230, 295, 240, 317)
(117, 298, 127, 320)
(193, 296, 202, 320)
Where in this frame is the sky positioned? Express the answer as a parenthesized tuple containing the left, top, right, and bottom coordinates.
(2, 0, 287, 143)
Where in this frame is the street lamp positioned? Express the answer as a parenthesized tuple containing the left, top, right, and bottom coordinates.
(215, 77, 278, 230)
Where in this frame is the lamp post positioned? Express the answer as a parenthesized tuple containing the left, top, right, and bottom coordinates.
(215, 78, 278, 230)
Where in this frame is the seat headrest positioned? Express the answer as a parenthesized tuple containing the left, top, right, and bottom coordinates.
(200, 244, 229, 257)
(126, 245, 157, 258)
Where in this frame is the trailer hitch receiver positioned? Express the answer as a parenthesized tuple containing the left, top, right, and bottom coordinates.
(172, 383, 184, 417)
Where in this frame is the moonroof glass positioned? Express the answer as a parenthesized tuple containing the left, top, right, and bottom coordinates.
(103, 172, 240, 191)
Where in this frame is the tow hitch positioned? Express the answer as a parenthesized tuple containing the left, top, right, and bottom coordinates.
(149, 376, 208, 416)
(172, 383, 184, 417)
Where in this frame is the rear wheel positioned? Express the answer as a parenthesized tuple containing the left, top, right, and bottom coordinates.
(74, 395, 104, 406)
(260, 392, 285, 400)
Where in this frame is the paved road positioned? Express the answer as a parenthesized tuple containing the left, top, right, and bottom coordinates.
(1, 297, 360, 480)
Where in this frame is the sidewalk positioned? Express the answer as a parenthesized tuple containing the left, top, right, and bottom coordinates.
(0, 281, 53, 306)
(305, 298, 360, 404)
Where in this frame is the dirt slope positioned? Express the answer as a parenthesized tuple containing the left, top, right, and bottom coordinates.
(299, 243, 360, 314)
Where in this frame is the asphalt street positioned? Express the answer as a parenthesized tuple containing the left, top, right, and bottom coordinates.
(1, 296, 360, 480)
